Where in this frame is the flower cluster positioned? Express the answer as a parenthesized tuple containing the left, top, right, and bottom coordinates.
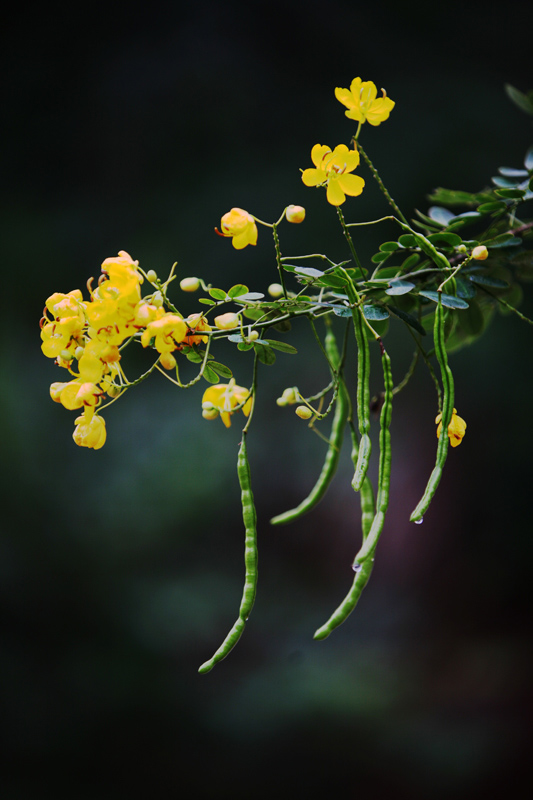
(40, 251, 201, 449)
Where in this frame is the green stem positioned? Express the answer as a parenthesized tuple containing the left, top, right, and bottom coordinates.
(272, 223, 288, 300)
(356, 144, 408, 225)
(336, 207, 365, 280)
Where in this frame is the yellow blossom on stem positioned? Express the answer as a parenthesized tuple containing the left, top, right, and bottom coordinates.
(140, 311, 187, 353)
(201, 379, 252, 428)
(183, 313, 212, 346)
(73, 407, 107, 450)
(335, 78, 395, 127)
(217, 208, 258, 249)
(436, 407, 466, 447)
(301, 144, 365, 206)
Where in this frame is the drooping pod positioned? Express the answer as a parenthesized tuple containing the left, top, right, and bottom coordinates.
(198, 433, 258, 673)
(270, 326, 348, 526)
(349, 423, 375, 540)
(410, 295, 454, 522)
(314, 343, 393, 640)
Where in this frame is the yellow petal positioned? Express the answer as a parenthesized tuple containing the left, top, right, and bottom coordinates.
(302, 168, 326, 187)
(310, 144, 332, 168)
(326, 177, 345, 206)
(337, 173, 365, 197)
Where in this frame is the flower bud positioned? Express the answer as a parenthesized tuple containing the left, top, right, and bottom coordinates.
(202, 401, 219, 420)
(152, 291, 164, 308)
(295, 405, 313, 420)
(456, 245, 467, 254)
(214, 312, 240, 330)
(180, 277, 200, 292)
(268, 283, 284, 298)
(160, 352, 177, 370)
(248, 330, 259, 342)
(276, 387, 298, 407)
(285, 204, 306, 223)
(60, 349, 74, 362)
(146, 269, 158, 283)
(472, 245, 488, 261)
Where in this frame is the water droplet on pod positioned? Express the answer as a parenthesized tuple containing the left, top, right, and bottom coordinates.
(414, 517, 424, 525)
(352, 563, 362, 572)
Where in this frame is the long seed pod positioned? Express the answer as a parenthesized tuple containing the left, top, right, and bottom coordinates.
(314, 344, 393, 640)
(270, 326, 348, 526)
(198, 433, 258, 673)
(344, 279, 372, 491)
(410, 295, 454, 522)
(349, 422, 375, 540)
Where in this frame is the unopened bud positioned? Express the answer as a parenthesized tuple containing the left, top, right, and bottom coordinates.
(295, 405, 313, 420)
(152, 291, 164, 307)
(214, 312, 240, 330)
(202, 401, 219, 420)
(146, 269, 158, 283)
(472, 245, 489, 261)
(456, 245, 467, 254)
(285, 204, 306, 224)
(268, 283, 284, 298)
(59, 349, 74, 362)
(160, 352, 177, 370)
(277, 387, 298, 407)
(180, 277, 200, 292)
(248, 330, 259, 342)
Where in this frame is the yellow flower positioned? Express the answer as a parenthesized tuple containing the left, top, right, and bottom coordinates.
(73, 408, 107, 450)
(183, 313, 211, 345)
(140, 311, 187, 353)
(335, 78, 395, 126)
(217, 208, 258, 249)
(201, 379, 252, 428)
(436, 407, 466, 447)
(301, 144, 365, 206)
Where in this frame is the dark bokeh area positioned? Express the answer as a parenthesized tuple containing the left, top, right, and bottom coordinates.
(2, 2, 532, 797)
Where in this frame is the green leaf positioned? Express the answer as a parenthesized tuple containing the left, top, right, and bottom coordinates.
(198, 297, 216, 305)
(186, 350, 204, 363)
(427, 188, 484, 207)
(388, 305, 426, 335)
(371, 251, 391, 263)
(494, 188, 526, 199)
(265, 339, 298, 354)
(511, 250, 533, 281)
(398, 234, 418, 248)
(455, 277, 477, 299)
(468, 274, 509, 289)
(499, 167, 528, 178)
(228, 334, 244, 343)
(274, 319, 292, 332)
(379, 241, 401, 252)
(237, 341, 254, 351)
(477, 201, 508, 213)
(209, 361, 233, 379)
(254, 343, 276, 365)
(458, 300, 485, 337)
(385, 280, 415, 296)
(401, 253, 421, 271)
(505, 84, 533, 115)
(427, 206, 454, 225)
(242, 307, 266, 321)
(228, 284, 249, 299)
(447, 211, 483, 230)
(202, 365, 220, 383)
(374, 266, 402, 280)
(332, 305, 353, 318)
(209, 288, 228, 301)
(363, 304, 389, 321)
(294, 267, 324, 278)
(234, 292, 265, 302)
(427, 232, 463, 247)
(491, 176, 519, 188)
(486, 233, 522, 248)
(316, 274, 349, 289)
(418, 290, 469, 309)
(525, 146, 533, 171)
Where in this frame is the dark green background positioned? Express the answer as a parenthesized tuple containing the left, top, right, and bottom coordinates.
(2, 2, 532, 797)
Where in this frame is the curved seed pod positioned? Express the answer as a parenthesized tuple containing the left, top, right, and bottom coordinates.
(410, 296, 454, 522)
(397, 221, 451, 271)
(198, 433, 258, 673)
(270, 327, 348, 526)
(349, 424, 375, 540)
(314, 345, 393, 639)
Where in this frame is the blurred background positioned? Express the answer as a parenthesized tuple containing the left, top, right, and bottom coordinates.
(1, 1, 532, 797)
